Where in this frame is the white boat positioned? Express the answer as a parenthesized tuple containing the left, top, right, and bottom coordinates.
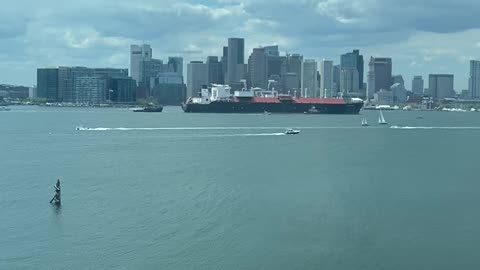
(0, 106, 11, 111)
(378, 110, 388, 125)
(285, 128, 300, 135)
(361, 118, 369, 126)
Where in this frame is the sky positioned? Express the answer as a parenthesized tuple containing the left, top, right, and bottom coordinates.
(1, 0, 479, 90)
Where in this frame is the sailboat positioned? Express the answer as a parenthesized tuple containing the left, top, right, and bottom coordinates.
(361, 117, 369, 126)
(378, 110, 388, 125)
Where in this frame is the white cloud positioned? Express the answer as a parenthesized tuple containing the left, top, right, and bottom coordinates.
(0, 0, 479, 89)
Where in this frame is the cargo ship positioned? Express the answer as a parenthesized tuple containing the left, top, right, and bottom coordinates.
(182, 84, 363, 114)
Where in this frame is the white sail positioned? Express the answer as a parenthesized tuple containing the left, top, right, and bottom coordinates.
(378, 110, 387, 124)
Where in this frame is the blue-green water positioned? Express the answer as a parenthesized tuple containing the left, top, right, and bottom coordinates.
(1, 106, 480, 269)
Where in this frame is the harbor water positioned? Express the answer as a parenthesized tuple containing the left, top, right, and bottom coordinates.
(1, 106, 480, 269)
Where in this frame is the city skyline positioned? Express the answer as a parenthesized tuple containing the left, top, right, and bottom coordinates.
(1, 0, 480, 90)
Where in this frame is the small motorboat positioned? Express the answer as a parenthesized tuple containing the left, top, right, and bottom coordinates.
(0, 106, 11, 111)
(285, 128, 300, 135)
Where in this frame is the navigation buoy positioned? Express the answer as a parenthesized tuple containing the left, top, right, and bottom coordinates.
(49, 179, 61, 205)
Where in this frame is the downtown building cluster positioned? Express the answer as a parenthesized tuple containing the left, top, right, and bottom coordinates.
(34, 37, 480, 106)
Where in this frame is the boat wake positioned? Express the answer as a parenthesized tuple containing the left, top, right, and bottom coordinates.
(205, 133, 286, 137)
(391, 126, 480, 130)
(76, 126, 368, 131)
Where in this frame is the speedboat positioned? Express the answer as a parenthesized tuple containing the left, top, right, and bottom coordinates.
(285, 128, 300, 135)
(0, 106, 11, 111)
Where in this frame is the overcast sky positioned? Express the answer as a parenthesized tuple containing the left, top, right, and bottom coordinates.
(1, 0, 479, 90)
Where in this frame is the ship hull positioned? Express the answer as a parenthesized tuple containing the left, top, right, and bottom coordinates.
(182, 101, 362, 114)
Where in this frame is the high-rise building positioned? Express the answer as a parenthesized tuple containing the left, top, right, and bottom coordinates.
(226, 38, 245, 84)
(248, 47, 268, 89)
(37, 68, 59, 101)
(368, 57, 392, 97)
(412, 76, 424, 96)
(264, 45, 279, 57)
(469, 60, 480, 99)
(301, 59, 317, 97)
(320, 60, 334, 98)
(341, 50, 364, 90)
(286, 54, 303, 89)
(130, 44, 152, 85)
(151, 72, 186, 105)
(340, 68, 359, 95)
(221, 46, 228, 84)
(282, 72, 298, 95)
(333, 64, 341, 96)
(428, 74, 454, 99)
(167, 57, 183, 76)
(187, 61, 208, 98)
(206, 56, 222, 85)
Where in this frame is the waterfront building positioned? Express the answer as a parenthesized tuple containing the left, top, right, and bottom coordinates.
(320, 60, 334, 98)
(187, 61, 208, 98)
(226, 38, 245, 85)
(341, 50, 364, 90)
(301, 59, 318, 97)
(368, 57, 392, 97)
(248, 47, 268, 89)
(151, 72, 186, 105)
(130, 44, 152, 85)
(469, 60, 480, 99)
(412, 76, 424, 96)
(428, 74, 454, 99)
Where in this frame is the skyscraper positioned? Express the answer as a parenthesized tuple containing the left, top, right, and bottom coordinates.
(301, 59, 317, 97)
(320, 60, 334, 98)
(412, 76, 424, 96)
(264, 45, 279, 57)
(151, 72, 187, 105)
(206, 56, 222, 85)
(226, 38, 245, 84)
(341, 50, 364, 90)
(333, 64, 341, 96)
(428, 74, 454, 99)
(368, 57, 392, 97)
(130, 44, 152, 85)
(286, 54, 303, 89)
(340, 69, 359, 95)
(167, 57, 183, 76)
(221, 46, 228, 84)
(187, 61, 208, 98)
(248, 47, 268, 89)
(469, 60, 480, 99)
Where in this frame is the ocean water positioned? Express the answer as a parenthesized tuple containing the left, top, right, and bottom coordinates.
(1, 106, 480, 270)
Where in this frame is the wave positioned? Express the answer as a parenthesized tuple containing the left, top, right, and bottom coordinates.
(391, 126, 480, 130)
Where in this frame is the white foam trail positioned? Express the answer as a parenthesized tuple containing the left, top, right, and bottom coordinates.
(204, 133, 286, 137)
(76, 126, 369, 131)
(391, 126, 480, 130)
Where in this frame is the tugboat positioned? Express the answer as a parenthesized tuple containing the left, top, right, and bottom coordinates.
(133, 103, 163, 113)
(49, 179, 61, 205)
(284, 128, 300, 135)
